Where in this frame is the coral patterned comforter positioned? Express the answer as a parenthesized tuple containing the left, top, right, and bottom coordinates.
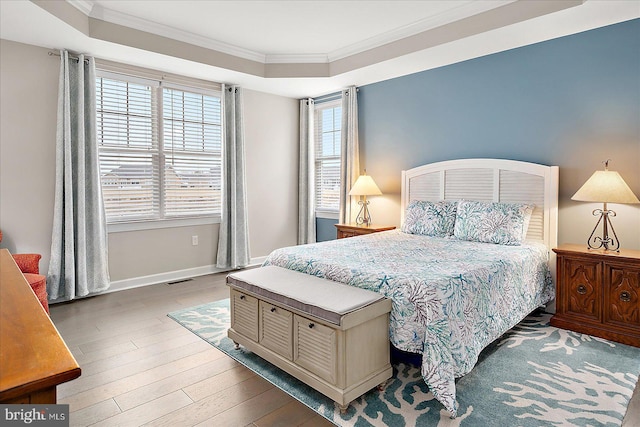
(263, 230, 554, 417)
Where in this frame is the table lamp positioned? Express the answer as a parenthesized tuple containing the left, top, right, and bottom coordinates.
(571, 160, 639, 251)
(349, 172, 382, 226)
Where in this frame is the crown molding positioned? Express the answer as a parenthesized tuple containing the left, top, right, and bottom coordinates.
(65, 0, 517, 66)
(69, 0, 267, 63)
(42, 0, 594, 84)
(327, 0, 515, 62)
(66, 0, 93, 16)
(266, 54, 329, 64)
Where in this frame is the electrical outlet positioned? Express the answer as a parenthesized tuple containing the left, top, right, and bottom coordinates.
(192, 235, 198, 246)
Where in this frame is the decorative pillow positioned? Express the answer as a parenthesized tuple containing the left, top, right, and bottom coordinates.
(401, 200, 457, 237)
(453, 200, 534, 245)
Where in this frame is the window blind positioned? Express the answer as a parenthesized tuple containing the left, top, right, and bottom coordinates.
(314, 101, 342, 212)
(162, 87, 222, 217)
(97, 76, 159, 221)
(96, 71, 222, 223)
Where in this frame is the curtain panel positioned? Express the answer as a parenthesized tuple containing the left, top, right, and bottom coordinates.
(47, 50, 110, 301)
(339, 86, 361, 224)
(298, 98, 316, 245)
(217, 85, 250, 269)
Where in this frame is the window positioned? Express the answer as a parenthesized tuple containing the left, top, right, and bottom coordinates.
(314, 100, 342, 215)
(96, 71, 222, 225)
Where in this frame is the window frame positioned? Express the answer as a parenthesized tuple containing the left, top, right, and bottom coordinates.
(96, 70, 223, 233)
(313, 99, 342, 220)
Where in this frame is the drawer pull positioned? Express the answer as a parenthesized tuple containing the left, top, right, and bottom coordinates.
(620, 291, 631, 302)
(270, 307, 276, 312)
(308, 323, 315, 329)
(577, 285, 587, 295)
(240, 295, 245, 300)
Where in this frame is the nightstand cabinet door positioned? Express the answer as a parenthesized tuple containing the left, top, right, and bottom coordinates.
(563, 256, 601, 321)
(604, 262, 640, 330)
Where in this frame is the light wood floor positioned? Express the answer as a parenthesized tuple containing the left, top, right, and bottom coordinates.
(50, 272, 640, 427)
(51, 272, 332, 427)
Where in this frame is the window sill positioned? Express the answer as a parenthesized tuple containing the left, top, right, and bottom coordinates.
(315, 211, 339, 220)
(107, 216, 221, 233)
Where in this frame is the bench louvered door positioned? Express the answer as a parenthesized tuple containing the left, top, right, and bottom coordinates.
(259, 301, 293, 359)
(293, 314, 337, 385)
(230, 289, 258, 342)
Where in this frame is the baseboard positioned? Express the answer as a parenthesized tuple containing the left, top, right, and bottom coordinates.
(250, 255, 268, 265)
(50, 256, 267, 304)
(107, 264, 225, 293)
(108, 256, 267, 293)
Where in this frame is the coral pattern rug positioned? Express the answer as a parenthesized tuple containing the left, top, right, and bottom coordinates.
(168, 299, 640, 426)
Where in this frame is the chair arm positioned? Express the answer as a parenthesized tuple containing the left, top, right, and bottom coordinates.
(12, 253, 42, 274)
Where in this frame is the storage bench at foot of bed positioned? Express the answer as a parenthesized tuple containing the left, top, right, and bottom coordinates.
(226, 266, 393, 412)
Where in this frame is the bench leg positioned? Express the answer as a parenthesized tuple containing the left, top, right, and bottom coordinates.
(233, 341, 240, 350)
(338, 403, 349, 414)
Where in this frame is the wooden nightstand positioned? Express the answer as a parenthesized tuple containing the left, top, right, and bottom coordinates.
(334, 224, 396, 239)
(551, 244, 640, 347)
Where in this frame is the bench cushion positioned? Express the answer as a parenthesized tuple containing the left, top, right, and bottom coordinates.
(227, 266, 384, 325)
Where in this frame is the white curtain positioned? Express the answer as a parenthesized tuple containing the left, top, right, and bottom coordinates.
(298, 98, 316, 244)
(339, 86, 361, 224)
(47, 50, 110, 301)
(217, 85, 250, 269)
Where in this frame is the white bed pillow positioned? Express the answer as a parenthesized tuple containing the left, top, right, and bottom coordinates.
(453, 200, 534, 245)
(401, 200, 457, 237)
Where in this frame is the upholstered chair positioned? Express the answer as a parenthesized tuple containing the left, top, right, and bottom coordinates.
(0, 231, 50, 314)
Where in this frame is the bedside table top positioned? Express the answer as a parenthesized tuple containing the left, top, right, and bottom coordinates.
(553, 244, 640, 262)
(334, 224, 396, 232)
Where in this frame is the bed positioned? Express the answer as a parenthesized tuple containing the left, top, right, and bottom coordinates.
(264, 158, 559, 417)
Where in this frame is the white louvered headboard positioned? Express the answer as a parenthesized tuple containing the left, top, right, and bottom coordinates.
(401, 158, 559, 252)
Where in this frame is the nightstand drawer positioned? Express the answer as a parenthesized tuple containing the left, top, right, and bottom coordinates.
(338, 230, 358, 239)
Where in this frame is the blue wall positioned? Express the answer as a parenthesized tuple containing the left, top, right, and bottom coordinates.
(357, 18, 640, 248)
(316, 218, 338, 242)
(359, 18, 639, 198)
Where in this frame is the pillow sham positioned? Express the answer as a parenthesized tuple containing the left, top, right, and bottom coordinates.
(401, 200, 457, 237)
(453, 200, 534, 245)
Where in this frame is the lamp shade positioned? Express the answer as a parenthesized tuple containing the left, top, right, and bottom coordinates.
(349, 175, 382, 196)
(571, 170, 640, 204)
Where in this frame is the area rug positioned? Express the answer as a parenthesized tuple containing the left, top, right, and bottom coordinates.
(168, 300, 640, 426)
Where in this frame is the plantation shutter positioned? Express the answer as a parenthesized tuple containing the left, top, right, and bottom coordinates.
(96, 74, 160, 222)
(314, 101, 342, 213)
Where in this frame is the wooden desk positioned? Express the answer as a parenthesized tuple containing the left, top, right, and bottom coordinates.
(0, 249, 81, 403)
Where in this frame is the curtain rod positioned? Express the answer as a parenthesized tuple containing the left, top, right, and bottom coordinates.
(313, 87, 360, 104)
(48, 51, 89, 63)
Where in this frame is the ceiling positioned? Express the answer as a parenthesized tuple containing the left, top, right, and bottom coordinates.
(1, 0, 638, 98)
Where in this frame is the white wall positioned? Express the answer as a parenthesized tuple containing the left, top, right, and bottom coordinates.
(0, 39, 58, 271)
(0, 39, 299, 289)
(244, 89, 299, 258)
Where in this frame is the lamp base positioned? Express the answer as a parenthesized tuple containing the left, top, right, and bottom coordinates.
(354, 200, 372, 226)
(586, 205, 620, 252)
